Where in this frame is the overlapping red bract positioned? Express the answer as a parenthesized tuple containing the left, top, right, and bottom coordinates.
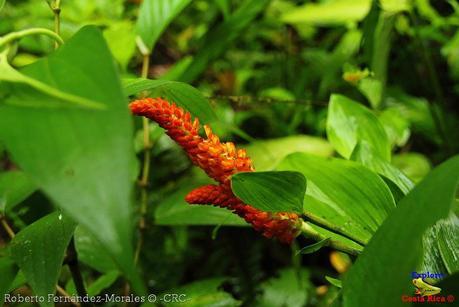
(129, 98, 300, 243)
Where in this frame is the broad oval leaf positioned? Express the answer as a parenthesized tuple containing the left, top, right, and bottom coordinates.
(0, 26, 144, 293)
(231, 171, 306, 214)
(326, 94, 391, 160)
(10, 212, 75, 307)
(343, 155, 459, 307)
(278, 153, 396, 245)
(136, 0, 192, 51)
(123, 78, 216, 123)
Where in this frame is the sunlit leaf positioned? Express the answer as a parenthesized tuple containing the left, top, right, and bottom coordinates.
(282, 0, 371, 26)
(326, 94, 390, 160)
(245, 135, 333, 171)
(136, 0, 192, 51)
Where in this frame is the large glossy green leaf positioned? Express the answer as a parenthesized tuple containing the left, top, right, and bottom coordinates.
(282, 0, 371, 26)
(123, 78, 216, 123)
(10, 212, 75, 307)
(0, 171, 36, 214)
(343, 156, 459, 307)
(176, 0, 270, 83)
(351, 142, 413, 195)
(245, 135, 333, 171)
(0, 26, 144, 292)
(278, 153, 395, 245)
(0, 256, 18, 307)
(326, 94, 391, 160)
(136, 0, 191, 51)
(231, 171, 306, 214)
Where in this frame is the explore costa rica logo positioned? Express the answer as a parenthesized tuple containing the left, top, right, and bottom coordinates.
(401, 272, 455, 304)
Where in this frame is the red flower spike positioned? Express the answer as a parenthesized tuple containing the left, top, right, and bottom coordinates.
(129, 98, 301, 244)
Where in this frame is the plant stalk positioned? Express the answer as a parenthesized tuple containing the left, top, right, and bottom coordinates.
(135, 52, 152, 265)
(65, 238, 91, 306)
(300, 221, 362, 256)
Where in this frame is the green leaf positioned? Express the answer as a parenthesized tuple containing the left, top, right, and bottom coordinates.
(0, 171, 36, 214)
(10, 212, 75, 306)
(357, 77, 383, 109)
(176, 0, 270, 83)
(326, 94, 390, 160)
(103, 21, 136, 70)
(231, 171, 306, 214)
(87, 271, 119, 296)
(123, 78, 216, 123)
(0, 257, 18, 307)
(343, 155, 459, 307)
(0, 0, 5, 12)
(162, 278, 240, 307)
(378, 108, 410, 147)
(301, 221, 364, 255)
(370, 13, 395, 91)
(326, 276, 342, 288)
(282, 0, 371, 26)
(0, 26, 144, 293)
(155, 169, 247, 226)
(421, 213, 459, 274)
(257, 268, 311, 307)
(392, 153, 431, 183)
(136, 0, 191, 51)
(0, 55, 104, 110)
(278, 153, 395, 245)
(297, 238, 331, 255)
(245, 135, 333, 171)
(74, 226, 118, 273)
(350, 142, 413, 195)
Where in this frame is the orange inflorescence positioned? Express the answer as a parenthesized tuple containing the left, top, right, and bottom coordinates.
(129, 98, 301, 244)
